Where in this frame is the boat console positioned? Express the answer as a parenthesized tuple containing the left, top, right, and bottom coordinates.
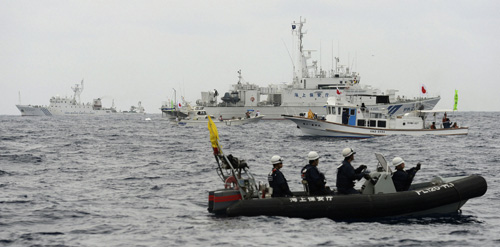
(361, 153, 397, 194)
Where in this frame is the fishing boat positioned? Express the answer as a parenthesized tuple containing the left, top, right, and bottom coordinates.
(194, 18, 441, 120)
(16, 80, 117, 116)
(283, 95, 468, 138)
(161, 89, 190, 119)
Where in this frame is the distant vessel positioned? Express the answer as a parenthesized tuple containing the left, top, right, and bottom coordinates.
(170, 105, 263, 126)
(123, 101, 145, 114)
(193, 18, 440, 120)
(16, 80, 117, 116)
(161, 94, 190, 120)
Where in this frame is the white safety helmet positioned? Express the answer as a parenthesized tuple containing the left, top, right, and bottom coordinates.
(271, 155, 283, 165)
(342, 148, 356, 158)
(392, 157, 405, 167)
(307, 151, 320, 161)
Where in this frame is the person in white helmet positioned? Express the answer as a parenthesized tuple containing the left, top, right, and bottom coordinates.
(268, 155, 293, 197)
(392, 157, 421, 191)
(301, 151, 328, 195)
(336, 148, 369, 195)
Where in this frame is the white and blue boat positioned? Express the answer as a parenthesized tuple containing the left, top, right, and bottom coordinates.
(284, 95, 468, 138)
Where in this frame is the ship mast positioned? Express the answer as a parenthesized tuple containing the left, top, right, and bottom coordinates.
(71, 79, 84, 104)
(292, 17, 307, 87)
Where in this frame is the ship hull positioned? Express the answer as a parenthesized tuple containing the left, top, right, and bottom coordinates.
(285, 116, 468, 138)
(16, 104, 116, 116)
(16, 105, 51, 116)
(200, 97, 440, 120)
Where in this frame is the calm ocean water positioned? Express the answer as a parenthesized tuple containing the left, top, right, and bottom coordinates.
(0, 112, 499, 246)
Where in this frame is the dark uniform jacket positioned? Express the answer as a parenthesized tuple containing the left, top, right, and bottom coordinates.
(336, 160, 364, 191)
(392, 168, 418, 191)
(268, 168, 293, 197)
(301, 164, 327, 195)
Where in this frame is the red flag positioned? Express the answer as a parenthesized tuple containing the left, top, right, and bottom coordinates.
(336, 89, 341, 95)
(177, 102, 182, 108)
(421, 85, 427, 94)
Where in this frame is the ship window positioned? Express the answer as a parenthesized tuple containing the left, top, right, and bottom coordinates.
(369, 120, 377, 127)
(337, 107, 341, 115)
(310, 93, 313, 97)
(358, 119, 366, 126)
(378, 121, 386, 128)
(350, 109, 355, 115)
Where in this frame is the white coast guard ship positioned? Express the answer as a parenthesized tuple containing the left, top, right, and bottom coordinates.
(16, 80, 117, 116)
(193, 18, 440, 120)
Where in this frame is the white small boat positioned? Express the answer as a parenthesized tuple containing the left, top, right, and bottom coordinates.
(284, 96, 468, 138)
(123, 101, 145, 114)
(173, 108, 263, 126)
(177, 115, 263, 127)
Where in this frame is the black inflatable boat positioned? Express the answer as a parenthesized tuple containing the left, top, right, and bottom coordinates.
(206, 116, 487, 220)
(208, 152, 487, 220)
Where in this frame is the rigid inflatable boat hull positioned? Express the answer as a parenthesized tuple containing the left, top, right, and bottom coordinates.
(225, 175, 487, 220)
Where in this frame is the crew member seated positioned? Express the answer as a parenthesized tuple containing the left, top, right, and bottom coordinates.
(268, 155, 293, 197)
(336, 148, 369, 195)
(430, 122, 436, 129)
(392, 157, 421, 191)
(301, 151, 329, 195)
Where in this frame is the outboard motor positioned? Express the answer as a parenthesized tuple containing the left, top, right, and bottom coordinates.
(208, 153, 260, 214)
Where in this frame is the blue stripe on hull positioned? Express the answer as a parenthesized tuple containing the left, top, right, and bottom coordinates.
(41, 108, 52, 116)
(387, 105, 402, 116)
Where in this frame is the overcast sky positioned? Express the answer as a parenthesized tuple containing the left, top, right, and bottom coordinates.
(1, 0, 498, 115)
